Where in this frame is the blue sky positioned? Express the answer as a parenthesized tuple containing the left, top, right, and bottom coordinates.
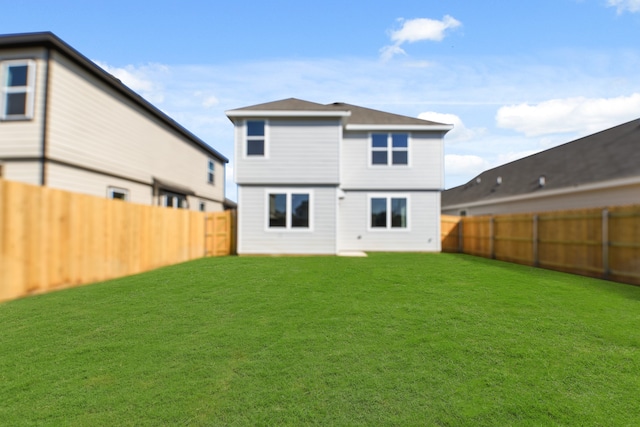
(2, 0, 640, 200)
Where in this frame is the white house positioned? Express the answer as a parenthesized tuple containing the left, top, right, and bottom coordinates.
(226, 98, 452, 255)
(0, 32, 229, 211)
(442, 118, 640, 216)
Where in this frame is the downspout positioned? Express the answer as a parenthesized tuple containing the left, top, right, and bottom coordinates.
(40, 47, 52, 186)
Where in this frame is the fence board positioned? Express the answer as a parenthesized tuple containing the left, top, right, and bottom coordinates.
(0, 179, 235, 303)
(441, 204, 640, 286)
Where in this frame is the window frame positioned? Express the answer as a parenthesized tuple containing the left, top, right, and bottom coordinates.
(160, 190, 188, 209)
(369, 133, 410, 167)
(265, 189, 313, 232)
(245, 119, 268, 158)
(207, 159, 215, 184)
(107, 186, 129, 201)
(367, 194, 410, 231)
(0, 59, 36, 121)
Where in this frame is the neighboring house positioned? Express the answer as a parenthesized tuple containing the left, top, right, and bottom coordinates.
(226, 98, 452, 255)
(0, 32, 228, 211)
(442, 118, 640, 216)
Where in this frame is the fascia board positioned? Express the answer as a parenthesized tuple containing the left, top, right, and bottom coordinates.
(225, 110, 351, 118)
(346, 124, 453, 132)
(443, 175, 640, 210)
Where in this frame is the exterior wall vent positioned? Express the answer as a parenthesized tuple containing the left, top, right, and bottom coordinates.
(539, 176, 546, 187)
(476, 177, 482, 184)
(496, 176, 502, 185)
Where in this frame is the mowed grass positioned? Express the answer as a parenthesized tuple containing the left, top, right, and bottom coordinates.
(1, 253, 639, 426)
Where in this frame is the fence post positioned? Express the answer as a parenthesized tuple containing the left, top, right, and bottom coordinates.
(602, 208, 609, 279)
(490, 217, 495, 259)
(532, 215, 539, 267)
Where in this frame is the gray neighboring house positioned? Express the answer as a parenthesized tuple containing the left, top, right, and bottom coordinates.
(226, 98, 452, 255)
(0, 32, 229, 211)
(442, 118, 640, 216)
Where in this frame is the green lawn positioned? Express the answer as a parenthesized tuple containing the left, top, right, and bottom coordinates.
(1, 253, 639, 426)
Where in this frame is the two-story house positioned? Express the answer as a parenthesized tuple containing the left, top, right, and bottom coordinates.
(226, 98, 452, 255)
(0, 32, 228, 211)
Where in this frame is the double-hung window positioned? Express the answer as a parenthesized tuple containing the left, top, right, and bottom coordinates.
(246, 120, 266, 156)
(371, 133, 409, 166)
(370, 196, 408, 229)
(1, 60, 36, 120)
(207, 159, 215, 184)
(268, 191, 311, 229)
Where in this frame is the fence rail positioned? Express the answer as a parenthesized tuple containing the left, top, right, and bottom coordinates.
(441, 205, 640, 286)
(0, 179, 234, 302)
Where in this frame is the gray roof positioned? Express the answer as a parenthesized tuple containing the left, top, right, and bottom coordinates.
(0, 32, 228, 163)
(227, 98, 446, 127)
(442, 118, 640, 207)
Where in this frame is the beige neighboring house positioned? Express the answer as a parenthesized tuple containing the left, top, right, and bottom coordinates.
(442, 118, 640, 216)
(0, 32, 228, 211)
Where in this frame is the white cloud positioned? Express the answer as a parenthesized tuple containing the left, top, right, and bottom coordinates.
(93, 61, 168, 103)
(607, 0, 640, 13)
(445, 154, 490, 187)
(381, 16, 461, 61)
(418, 112, 484, 142)
(495, 93, 640, 136)
(391, 16, 462, 43)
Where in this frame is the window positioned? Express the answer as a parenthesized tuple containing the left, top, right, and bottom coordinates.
(107, 187, 129, 201)
(371, 133, 409, 166)
(160, 190, 188, 209)
(199, 201, 206, 212)
(370, 196, 408, 229)
(268, 191, 311, 229)
(1, 60, 36, 120)
(207, 159, 215, 184)
(246, 120, 266, 156)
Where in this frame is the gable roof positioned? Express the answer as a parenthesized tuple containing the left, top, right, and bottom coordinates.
(226, 98, 453, 131)
(442, 118, 640, 208)
(0, 31, 228, 163)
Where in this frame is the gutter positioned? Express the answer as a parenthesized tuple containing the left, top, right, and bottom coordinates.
(443, 175, 640, 211)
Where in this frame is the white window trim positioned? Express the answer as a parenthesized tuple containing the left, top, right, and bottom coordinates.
(244, 119, 269, 159)
(0, 59, 36, 120)
(265, 189, 314, 232)
(368, 133, 411, 167)
(107, 186, 129, 201)
(367, 193, 411, 231)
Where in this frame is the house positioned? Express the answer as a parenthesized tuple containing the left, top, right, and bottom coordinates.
(441, 118, 640, 216)
(226, 98, 452, 255)
(0, 32, 228, 211)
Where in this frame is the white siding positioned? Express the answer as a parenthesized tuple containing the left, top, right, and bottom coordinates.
(235, 119, 341, 185)
(0, 47, 47, 158)
(338, 190, 441, 252)
(443, 183, 640, 216)
(238, 185, 337, 255)
(45, 51, 225, 209)
(46, 162, 152, 205)
(1, 161, 41, 185)
(341, 132, 443, 190)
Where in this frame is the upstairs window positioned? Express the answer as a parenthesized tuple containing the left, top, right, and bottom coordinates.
(371, 133, 409, 166)
(246, 120, 266, 156)
(268, 191, 311, 229)
(370, 196, 408, 229)
(207, 159, 215, 184)
(1, 60, 36, 120)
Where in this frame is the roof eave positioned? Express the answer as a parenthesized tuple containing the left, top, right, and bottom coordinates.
(225, 110, 351, 118)
(346, 124, 453, 132)
(442, 175, 640, 210)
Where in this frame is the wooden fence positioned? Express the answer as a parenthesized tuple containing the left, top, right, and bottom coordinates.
(0, 179, 235, 302)
(441, 206, 640, 286)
